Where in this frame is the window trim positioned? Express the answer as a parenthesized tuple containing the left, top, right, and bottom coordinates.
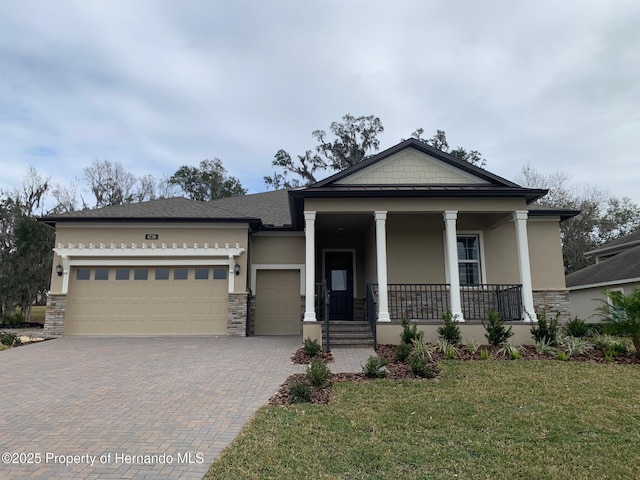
(456, 231, 486, 286)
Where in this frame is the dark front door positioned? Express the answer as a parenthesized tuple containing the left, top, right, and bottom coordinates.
(325, 251, 354, 320)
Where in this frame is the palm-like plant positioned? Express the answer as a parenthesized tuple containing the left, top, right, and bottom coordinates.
(595, 288, 640, 356)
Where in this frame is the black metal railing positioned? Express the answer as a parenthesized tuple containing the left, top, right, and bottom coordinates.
(315, 282, 330, 351)
(461, 284, 522, 321)
(369, 283, 523, 321)
(366, 283, 377, 348)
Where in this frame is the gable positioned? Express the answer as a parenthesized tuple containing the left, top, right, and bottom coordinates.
(334, 148, 491, 185)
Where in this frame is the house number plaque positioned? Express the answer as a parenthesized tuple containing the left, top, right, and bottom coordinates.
(145, 234, 159, 240)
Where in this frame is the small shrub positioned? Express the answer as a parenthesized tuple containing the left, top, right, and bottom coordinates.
(509, 349, 521, 360)
(563, 317, 590, 338)
(557, 351, 569, 361)
(409, 355, 435, 378)
(604, 351, 614, 363)
(394, 342, 412, 362)
(535, 337, 556, 355)
(530, 312, 559, 346)
(438, 311, 461, 345)
(445, 346, 456, 360)
(480, 349, 490, 360)
(560, 336, 593, 358)
(400, 317, 424, 345)
(303, 337, 322, 357)
(591, 334, 631, 354)
(1, 310, 25, 325)
(363, 355, 388, 378)
(483, 310, 513, 346)
(0, 331, 21, 347)
(465, 337, 480, 354)
(289, 381, 312, 403)
(497, 341, 520, 358)
(411, 337, 435, 361)
(608, 342, 629, 357)
(307, 358, 331, 387)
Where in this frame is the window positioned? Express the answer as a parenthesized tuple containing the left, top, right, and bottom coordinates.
(134, 269, 148, 280)
(155, 268, 170, 280)
(174, 268, 188, 280)
(95, 268, 109, 280)
(457, 235, 481, 285)
(195, 268, 209, 280)
(76, 268, 90, 281)
(115, 269, 130, 281)
(213, 267, 228, 280)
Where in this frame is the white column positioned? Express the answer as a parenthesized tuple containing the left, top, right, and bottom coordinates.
(375, 211, 390, 322)
(443, 211, 464, 321)
(304, 211, 317, 321)
(513, 211, 537, 322)
(228, 255, 235, 293)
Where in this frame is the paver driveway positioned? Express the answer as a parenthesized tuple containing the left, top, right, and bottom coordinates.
(0, 336, 305, 479)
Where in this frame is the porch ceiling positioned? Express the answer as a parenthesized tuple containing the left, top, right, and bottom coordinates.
(316, 213, 372, 236)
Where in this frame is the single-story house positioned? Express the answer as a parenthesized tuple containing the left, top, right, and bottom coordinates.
(40, 138, 577, 346)
(566, 229, 640, 321)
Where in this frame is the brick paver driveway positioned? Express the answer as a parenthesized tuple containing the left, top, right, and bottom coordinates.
(0, 337, 305, 479)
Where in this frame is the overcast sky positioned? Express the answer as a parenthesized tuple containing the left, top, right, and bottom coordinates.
(1, 0, 639, 206)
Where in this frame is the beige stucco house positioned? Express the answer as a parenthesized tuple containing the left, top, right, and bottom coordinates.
(41, 139, 575, 346)
(566, 229, 640, 321)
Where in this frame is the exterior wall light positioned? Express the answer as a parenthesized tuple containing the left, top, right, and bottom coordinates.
(55, 264, 63, 276)
(234, 263, 241, 276)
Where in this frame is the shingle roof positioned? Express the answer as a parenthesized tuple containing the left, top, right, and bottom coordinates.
(565, 244, 640, 288)
(585, 228, 640, 256)
(206, 189, 291, 227)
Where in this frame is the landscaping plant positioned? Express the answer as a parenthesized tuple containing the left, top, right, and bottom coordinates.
(394, 342, 412, 362)
(362, 355, 388, 378)
(530, 312, 560, 346)
(437, 311, 461, 345)
(465, 337, 480, 354)
(289, 381, 312, 403)
(409, 354, 435, 378)
(560, 336, 593, 358)
(400, 317, 423, 345)
(0, 331, 21, 347)
(483, 310, 513, 346)
(563, 317, 590, 338)
(595, 288, 640, 357)
(307, 358, 331, 387)
(303, 337, 322, 357)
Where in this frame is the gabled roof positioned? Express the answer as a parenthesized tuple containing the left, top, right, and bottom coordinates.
(205, 189, 292, 228)
(566, 244, 640, 289)
(584, 228, 640, 257)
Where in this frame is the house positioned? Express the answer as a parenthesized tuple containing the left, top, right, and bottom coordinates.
(566, 229, 640, 321)
(40, 139, 576, 345)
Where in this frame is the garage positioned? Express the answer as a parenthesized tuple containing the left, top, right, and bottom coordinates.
(66, 266, 229, 336)
(254, 269, 301, 335)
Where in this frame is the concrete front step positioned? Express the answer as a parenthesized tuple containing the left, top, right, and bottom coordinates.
(321, 321, 374, 347)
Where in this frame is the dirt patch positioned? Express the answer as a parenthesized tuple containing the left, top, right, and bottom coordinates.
(290, 348, 334, 364)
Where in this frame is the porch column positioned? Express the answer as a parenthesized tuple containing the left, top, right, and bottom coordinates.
(513, 211, 537, 322)
(443, 211, 465, 321)
(304, 211, 317, 321)
(375, 211, 390, 322)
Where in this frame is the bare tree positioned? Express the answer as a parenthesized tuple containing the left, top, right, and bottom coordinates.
(83, 160, 139, 208)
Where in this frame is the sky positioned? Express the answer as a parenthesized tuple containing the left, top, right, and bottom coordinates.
(1, 0, 639, 207)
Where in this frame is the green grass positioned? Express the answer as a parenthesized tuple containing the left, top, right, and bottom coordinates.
(205, 361, 640, 480)
(29, 305, 46, 323)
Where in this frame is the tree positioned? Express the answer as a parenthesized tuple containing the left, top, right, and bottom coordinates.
(517, 163, 640, 273)
(410, 128, 487, 167)
(264, 114, 384, 189)
(169, 159, 246, 201)
(83, 160, 139, 208)
(596, 288, 640, 357)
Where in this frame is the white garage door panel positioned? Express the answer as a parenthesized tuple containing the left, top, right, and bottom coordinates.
(255, 270, 300, 335)
(67, 267, 228, 336)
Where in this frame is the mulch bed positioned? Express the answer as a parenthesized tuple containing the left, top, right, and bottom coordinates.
(272, 343, 639, 407)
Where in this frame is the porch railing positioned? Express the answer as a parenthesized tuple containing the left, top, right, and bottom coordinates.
(368, 283, 523, 321)
(366, 283, 377, 348)
(315, 282, 330, 351)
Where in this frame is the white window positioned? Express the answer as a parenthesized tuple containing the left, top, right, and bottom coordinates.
(457, 235, 482, 285)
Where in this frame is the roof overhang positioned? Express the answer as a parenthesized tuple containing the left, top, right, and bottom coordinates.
(38, 215, 263, 231)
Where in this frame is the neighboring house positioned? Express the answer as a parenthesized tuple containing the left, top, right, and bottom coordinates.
(40, 139, 576, 345)
(566, 229, 640, 322)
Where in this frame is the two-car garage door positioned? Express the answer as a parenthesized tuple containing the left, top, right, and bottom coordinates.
(66, 266, 229, 336)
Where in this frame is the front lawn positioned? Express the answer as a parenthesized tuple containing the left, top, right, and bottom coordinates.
(205, 361, 640, 479)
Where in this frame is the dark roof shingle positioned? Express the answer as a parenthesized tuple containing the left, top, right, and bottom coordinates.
(566, 244, 640, 288)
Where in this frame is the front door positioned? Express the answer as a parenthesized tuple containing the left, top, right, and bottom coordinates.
(325, 251, 354, 320)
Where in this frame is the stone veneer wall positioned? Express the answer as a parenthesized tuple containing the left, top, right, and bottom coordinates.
(227, 293, 248, 336)
(533, 290, 571, 321)
(44, 294, 67, 338)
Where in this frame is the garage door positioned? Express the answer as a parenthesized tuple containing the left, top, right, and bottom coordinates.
(255, 269, 301, 335)
(67, 266, 229, 336)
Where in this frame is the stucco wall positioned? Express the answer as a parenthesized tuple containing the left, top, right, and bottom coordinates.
(251, 234, 304, 264)
(376, 323, 535, 345)
(569, 282, 640, 321)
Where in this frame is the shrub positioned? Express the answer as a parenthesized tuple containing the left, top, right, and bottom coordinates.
(557, 351, 569, 361)
(409, 355, 435, 378)
(0, 331, 21, 347)
(608, 342, 629, 357)
(289, 381, 312, 403)
(465, 337, 480, 354)
(480, 349, 490, 360)
(1, 310, 25, 326)
(303, 337, 322, 357)
(307, 358, 331, 387)
(437, 311, 461, 345)
(563, 317, 590, 338)
(497, 341, 520, 358)
(483, 310, 513, 346)
(445, 346, 456, 360)
(400, 317, 423, 345)
(362, 355, 388, 378)
(530, 312, 559, 346)
(535, 337, 556, 355)
(411, 337, 435, 361)
(394, 342, 412, 362)
(596, 288, 640, 356)
(509, 349, 521, 360)
(560, 336, 593, 358)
